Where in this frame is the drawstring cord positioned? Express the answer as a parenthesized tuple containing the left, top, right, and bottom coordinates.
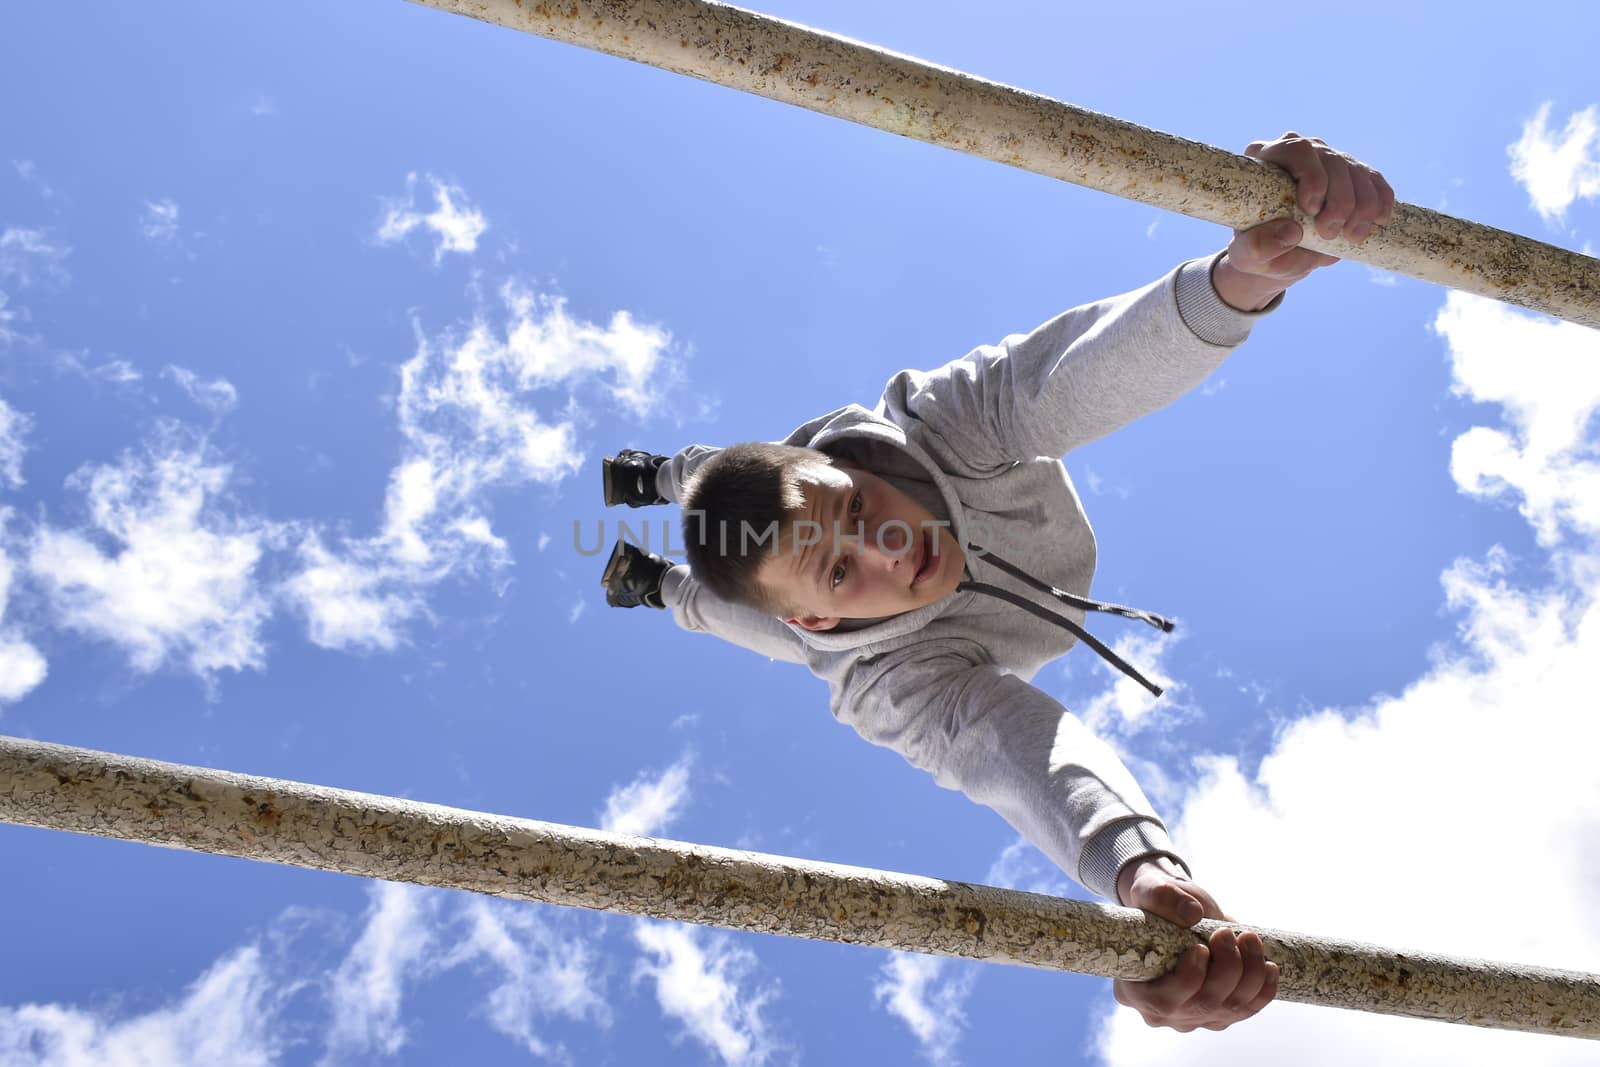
(957, 543, 1173, 698)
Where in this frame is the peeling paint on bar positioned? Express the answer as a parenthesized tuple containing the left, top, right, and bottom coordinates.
(402, 0, 1599, 329)
(3, 735, 1597, 1037)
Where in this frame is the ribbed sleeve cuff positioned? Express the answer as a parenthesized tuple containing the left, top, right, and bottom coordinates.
(1078, 817, 1192, 902)
(660, 564, 691, 607)
(1173, 252, 1284, 347)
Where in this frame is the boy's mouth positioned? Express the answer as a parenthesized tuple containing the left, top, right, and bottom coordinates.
(911, 530, 936, 588)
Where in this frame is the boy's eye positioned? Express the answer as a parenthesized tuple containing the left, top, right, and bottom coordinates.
(848, 491, 862, 516)
(831, 559, 847, 588)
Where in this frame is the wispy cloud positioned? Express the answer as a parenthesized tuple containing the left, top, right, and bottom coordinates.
(443, 898, 614, 1058)
(984, 835, 1075, 899)
(0, 510, 48, 705)
(1437, 291, 1600, 545)
(0, 882, 613, 1066)
(165, 365, 239, 416)
(285, 275, 677, 651)
(377, 174, 488, 263)
(871, 952, 977, 1067)
(321, 882, 441, 1062)
(1508, 102, 1600, 223)
(58, 355, 144, 385)
(0, 291, 23, 348)
(12, 159, 58, 200)
(281, 532, 422, 652)
(0, 226, 70, 287)
(141, 198, 181, 242)
(631, 921, 789, 1067)
(0, 946, 289, 1066)
(599, 752, 695, 837)
(29, 425, 277, 685)
(1094, 293, 1600, 1065)
(0, 396, 28, 489)
(597, 756, 789, 1064)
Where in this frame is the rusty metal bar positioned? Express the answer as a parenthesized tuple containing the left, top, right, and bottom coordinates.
(400, 0, 1599, 329)
(2, 735, 1596, 1036)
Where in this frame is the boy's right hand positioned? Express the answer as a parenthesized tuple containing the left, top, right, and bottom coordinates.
(1112, 858, 1280, 1032)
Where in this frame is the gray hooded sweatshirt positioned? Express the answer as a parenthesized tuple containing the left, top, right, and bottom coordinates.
(651, 253, 1280, 902)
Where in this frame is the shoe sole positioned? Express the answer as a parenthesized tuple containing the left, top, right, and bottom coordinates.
(602, 456, 625, 507)
(599, 539, 630, 588)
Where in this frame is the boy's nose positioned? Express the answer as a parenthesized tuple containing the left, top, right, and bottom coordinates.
(862, 529, 912, 572)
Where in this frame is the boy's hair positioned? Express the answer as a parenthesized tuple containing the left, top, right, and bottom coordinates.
(681, 442, 831, 616)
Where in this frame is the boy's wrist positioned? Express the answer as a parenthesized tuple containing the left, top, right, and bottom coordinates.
(1211, 252, 1287, 312)
(1116, 854, 1191, 906)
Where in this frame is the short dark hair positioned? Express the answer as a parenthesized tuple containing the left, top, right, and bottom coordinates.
(681, 442, 830, 615)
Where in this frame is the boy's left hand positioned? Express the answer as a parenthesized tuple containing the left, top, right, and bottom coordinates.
(1112, 857, 1279, 1033)
(1212, 132, 1397, 311)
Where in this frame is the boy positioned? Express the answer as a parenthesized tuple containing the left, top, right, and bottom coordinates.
(597, 133, 1393, 1033)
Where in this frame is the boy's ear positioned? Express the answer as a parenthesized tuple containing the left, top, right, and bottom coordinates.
(785, 613, 840, 632)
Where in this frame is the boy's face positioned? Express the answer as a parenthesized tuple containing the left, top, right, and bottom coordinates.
(756, 461, 965, 631)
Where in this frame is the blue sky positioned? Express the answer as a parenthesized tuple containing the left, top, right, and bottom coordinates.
(3, 0, 1599, 1064)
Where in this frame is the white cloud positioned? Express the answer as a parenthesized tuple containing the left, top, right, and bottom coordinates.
(631, 921, 789, 1067)
(0, 291, 22, 348)
(29, 428, 276, 682)
(599, 752, 695, 837)
(871, 952, 977, 1067)
(443, 898, 614, 1058)
(141, 198, 180, 242)
(0, 513, 48, 705)
(0, 226, 69, 287)
(321, 881, 617, 1064)
(377, 174, 488, 262)
(0, 881, 614, 1066)
(0, 396, 28, 488)
(1508, 102, 1600, 222)
(1091, 294, 1600, 1065)
(0, 412, 47, 702)
(12, 159, 57, 199)
(569, 597, 586, 623)
(53, 353, 144, 385)
(94, 358, 142, 384)
(984, 835, 1075, 899)
(0, 946, 288, 1067)
(0, 629, 47, 703)
(1436, 292, 1600, 545)
(601, 757, 787, 1064)
(1076, 628, 1188, 737)
(321, 882, 440, 1062)
(285, 280, 677, 650)
(165, 365, 239, 416)
(501, 281, 679, 420)
(281, 533, 421, 653)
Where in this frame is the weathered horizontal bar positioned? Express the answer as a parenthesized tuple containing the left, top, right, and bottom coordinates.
(402, 0, 1599, 329)
(2, 734, 1596, 1037)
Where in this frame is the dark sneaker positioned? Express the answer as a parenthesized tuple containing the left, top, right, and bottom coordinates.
(601, 539, 670, 609)
(603, 449, 668, 508)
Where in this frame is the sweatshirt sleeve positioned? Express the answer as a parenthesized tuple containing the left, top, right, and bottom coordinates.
(833, 639, 1189, 901)
(659, 565, 809, 665)
(874, 254, 1281, 477)
(655, 443, 723, 504)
